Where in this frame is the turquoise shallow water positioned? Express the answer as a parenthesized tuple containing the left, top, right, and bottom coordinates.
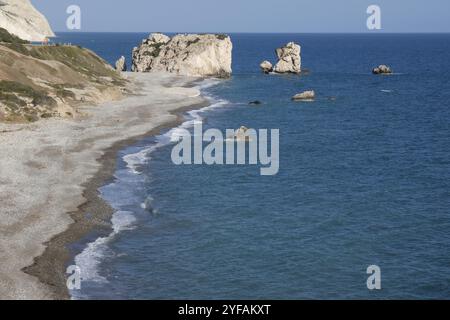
(57, 33, 450, 299)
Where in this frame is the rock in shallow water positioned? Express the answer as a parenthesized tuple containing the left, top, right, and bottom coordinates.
(232, 126, 253, 142)
(292, 90, 315, 101)
(132, 33, 232, 78)
(372, 64, 393, 74)
(260, 61, 273, 74)
(273, 42, 301, 74)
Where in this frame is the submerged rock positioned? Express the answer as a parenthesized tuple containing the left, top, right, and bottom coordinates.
(292, 90, 315, 101)
(132, 33, 232, 78)
(115, 56, 127, 71)
(273, 42, 301, 74)
(372, 65, 393, 74)
(260, 61, 273, 74)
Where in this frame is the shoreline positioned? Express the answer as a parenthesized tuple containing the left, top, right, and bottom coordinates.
(0, 72, 210, 299)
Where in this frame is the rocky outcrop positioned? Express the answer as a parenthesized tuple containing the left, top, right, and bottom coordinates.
(372, 65, 392, 75)
(260, 61, 273, 74)
(146, 33, 170, 44)
(0, 0, 54, 42)
(260, 42, 302, 74)
(115, 56, 127, 71)
(292, 90, 315, 101)
(132, 33, 232, 78)
(273, 42, 301, 74)
(232, 126, 253, 142)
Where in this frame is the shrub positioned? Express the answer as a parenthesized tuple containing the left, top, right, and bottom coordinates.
(3, 42, 29, 55)
(0, 80, 56, 107)
(215, 34, 228, 40)
(0, 27, 29, 44)
(186, 37, 201, 46)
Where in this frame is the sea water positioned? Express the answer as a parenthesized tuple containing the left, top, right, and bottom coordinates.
(56, 33, 450, 299)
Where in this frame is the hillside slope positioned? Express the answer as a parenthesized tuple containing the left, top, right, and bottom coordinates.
(0, 28, 126, 122)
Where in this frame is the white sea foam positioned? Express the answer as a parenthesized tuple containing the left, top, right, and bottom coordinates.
(123, 144, 160, 174)
(196, 78, 223, 90)
(73, 211, 136, 285)
(111, 210, 137, 233)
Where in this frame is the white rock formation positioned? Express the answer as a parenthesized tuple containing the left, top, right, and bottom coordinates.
(132, 33, 232, 78)
(0, 0, 54, 42)
(115, 56, 127, 71)
(292, 90, 315, 101)
(372, 64, 392, 74)
(273, 42, 301, 74)
(260, 60, 273, 74)
(230, 126, 253, 142)
(142, 33, 170, 45)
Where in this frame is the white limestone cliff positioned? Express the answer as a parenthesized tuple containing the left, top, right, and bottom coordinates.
(0, 0, 54, 42)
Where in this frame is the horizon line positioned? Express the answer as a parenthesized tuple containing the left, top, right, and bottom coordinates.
(52, 31, 450, 34)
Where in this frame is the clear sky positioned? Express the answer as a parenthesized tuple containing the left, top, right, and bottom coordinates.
(32, 0, 450, 33)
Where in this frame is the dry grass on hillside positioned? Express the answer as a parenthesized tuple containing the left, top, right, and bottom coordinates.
(0, 28, 127, 122)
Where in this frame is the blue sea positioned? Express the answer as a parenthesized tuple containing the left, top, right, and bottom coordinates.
(56, 33, 450, 299)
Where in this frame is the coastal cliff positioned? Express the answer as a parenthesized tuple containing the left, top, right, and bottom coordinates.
(132, 33, 232, 78)
(0, 0, 54, 41)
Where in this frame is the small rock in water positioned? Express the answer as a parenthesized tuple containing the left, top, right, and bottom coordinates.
(273, 42, 301, 74)
(115, 56, 127, 71)
(260, 61, 273, 74)
(372, 64, 392, 75)
(292, 90, 315, 101)
(229, 126, 253, 142)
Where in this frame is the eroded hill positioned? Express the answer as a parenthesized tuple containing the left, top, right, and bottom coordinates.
(0, 28, 126, 122)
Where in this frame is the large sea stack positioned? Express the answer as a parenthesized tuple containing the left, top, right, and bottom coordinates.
(260, 42, 302, 74)
(132, 33, 233, 78)
(273, 42, 301, 74)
